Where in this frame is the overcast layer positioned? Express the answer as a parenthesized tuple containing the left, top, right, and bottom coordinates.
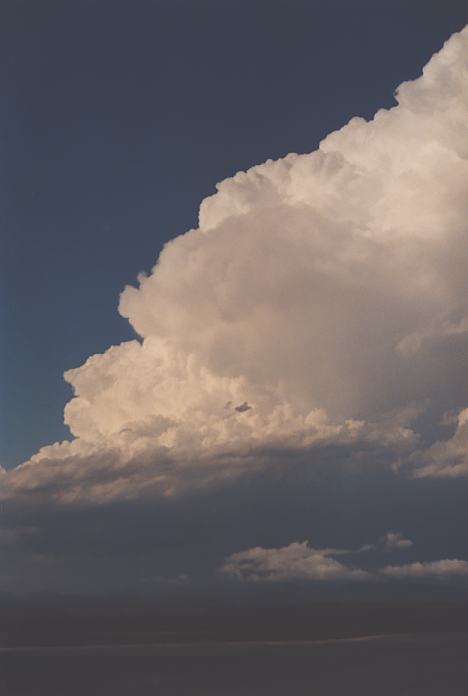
(2, 26, 468, 506)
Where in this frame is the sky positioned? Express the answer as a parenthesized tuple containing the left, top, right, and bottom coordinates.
(1, 0, 468, 599)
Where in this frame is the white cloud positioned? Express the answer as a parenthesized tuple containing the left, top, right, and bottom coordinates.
(381, 559, 468, 579)
(220, 542, 370, 582)
(381, 531, 413, 551)
(3, 26, 468, 503)
(413, 407, 468, 477)
(356, 531, 413, 553)
(220, 541, 468, 584)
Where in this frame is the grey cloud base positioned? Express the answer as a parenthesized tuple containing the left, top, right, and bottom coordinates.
(2, 454, 468, 596)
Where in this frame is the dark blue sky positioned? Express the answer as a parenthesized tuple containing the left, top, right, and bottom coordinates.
(1, 0, 467, 467)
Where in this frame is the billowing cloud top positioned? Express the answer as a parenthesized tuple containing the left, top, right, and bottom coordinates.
(4, 26, 468, 504)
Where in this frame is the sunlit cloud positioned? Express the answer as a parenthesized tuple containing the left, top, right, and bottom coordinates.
(220, 541, 371, 582)
(3, 26, 468, 504)
(221, 539, 468, 584)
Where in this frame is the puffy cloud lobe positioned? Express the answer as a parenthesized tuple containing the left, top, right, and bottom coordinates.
(221, 541, 468, 584)
(381, 560, 468, 579)
(357, 531, 413, 553)
(220, 542, 370, 582)
(413, 407, 468, 478)
(4, 411, 420, 504)
(381, 531, 413, 551)
(3, 26, 468, 503)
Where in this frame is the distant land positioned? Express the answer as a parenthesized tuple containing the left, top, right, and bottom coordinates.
(2, 596, 468, 649)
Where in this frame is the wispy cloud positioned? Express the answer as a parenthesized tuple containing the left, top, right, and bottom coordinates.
(381, 532, 413, 551)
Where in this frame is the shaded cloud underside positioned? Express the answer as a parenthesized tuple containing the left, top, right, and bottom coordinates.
(2, 26, 468, 505)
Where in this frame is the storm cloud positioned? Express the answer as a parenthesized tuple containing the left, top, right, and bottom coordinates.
(2, 26, 468, 505)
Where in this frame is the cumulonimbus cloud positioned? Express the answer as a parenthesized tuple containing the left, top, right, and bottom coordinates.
(3, 26, 468, 504)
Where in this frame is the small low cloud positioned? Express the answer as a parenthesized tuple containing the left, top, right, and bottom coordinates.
(381, 531, 413, 551)
(220, 541, 370, 582)
(356, 531, 413, 553)
(220, 538, 468, 584)
(381, 560, 468, 579)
